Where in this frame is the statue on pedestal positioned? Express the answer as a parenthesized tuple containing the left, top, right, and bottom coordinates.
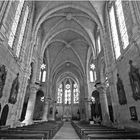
(91, 90, 102, 123)
(8, 73, 20, 104)
(0, 65, 7, 98)
(129, 60, 140, 100)
(116, 73, 127, 105)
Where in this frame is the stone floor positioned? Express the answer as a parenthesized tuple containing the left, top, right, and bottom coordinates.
(53, 122, 80, 139)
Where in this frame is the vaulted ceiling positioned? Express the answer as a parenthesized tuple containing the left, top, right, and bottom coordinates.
(33, 1, 106, 83)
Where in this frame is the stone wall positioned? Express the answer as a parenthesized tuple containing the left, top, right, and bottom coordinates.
(0, 1, 33, 127)
(104, 1, 140, 129)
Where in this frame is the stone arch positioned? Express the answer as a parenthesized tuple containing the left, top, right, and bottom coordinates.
(0, 104, 9, 126)
(33, 4, 103, 43)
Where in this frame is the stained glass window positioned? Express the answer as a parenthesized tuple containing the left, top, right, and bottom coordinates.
(39, 64, 46, 82)
(73, 83, 79, 104)
(90, 70, 94, 82)
(8, 0, 24, 48)
(90, 63, 96, 82)
(65, 84, 71, 104)
(16, 6, 29, 57)
(97, 35, 101, 54)
(115, 0, 129, 49)
(109, 5, 121, 59)
(57, 84, 62, 104)
(42, 71, 46, 82)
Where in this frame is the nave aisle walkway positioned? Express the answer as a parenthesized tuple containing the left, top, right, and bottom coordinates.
(53, 122, 80, 139)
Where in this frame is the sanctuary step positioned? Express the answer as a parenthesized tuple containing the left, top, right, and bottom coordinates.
(0, 121, 63, 139)
(71, 121, 140, 139)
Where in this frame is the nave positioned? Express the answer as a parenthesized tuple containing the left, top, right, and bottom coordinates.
(1, 0, 140, 138)
(1, 120, 140, 139)
(53, 122, 79, 139)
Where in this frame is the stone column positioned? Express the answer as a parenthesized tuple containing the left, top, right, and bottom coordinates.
(52, 101, 56, 121)
(97, 84, 112, 126)
(42, 98, 50, 121)
(22, 83, 39, 125)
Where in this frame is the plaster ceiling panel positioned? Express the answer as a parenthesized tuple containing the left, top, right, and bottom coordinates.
(69, 1, 99, 18)
(90, 1, 105, 26)
(52, 30, 86, 43)
(51, 47, 83, 72)
(52, 7, 87, 15)
(45, 19, 91, 44)
(74, 16, 95, 32)
(41, 16, 64, 38)
(47, 41, 65, 67)
(71, 41, 89, 70)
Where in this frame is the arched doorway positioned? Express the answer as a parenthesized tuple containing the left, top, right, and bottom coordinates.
(33, 90, 44, 120)
(0, 104, 9, 126)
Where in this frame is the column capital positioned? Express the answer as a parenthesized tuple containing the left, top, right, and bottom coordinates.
(30, 83, 40, 93)
(96, 83, 106, 94)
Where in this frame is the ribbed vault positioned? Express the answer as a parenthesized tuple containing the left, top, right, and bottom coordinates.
(32, 1, 106, 97)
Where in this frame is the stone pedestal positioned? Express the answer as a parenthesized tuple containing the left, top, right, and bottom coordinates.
(22, 83, 39, 125)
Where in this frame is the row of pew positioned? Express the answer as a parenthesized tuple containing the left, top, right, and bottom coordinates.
(71, 121, 140, 139)
(0, 120, 63, 139)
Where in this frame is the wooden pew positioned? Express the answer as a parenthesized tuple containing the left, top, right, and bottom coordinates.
(72, 121, 140, 139)
(0, 133, 45, 139)
(0, 129, 49, 139)
(86, 133, 140, 139)
(0, 121, 63, 139)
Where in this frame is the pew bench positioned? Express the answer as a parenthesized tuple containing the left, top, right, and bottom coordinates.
(82, 130, 139, 139)
(0, 129, 49, 139)
(0, 133, 45, 139)
(86, 133, 140, 139)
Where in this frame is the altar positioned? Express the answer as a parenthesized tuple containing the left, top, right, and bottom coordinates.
(63, 105, 72, 121)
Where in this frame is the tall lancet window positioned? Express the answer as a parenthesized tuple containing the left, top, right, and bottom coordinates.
(73, 83, 79, 104)
(8, 0, 25, 48)
(57, 84, 62, 104)
(97, 35, 101, 54)
(65, 81, 71, 104)
(90, 63, 96, 82)
(109, 5, 121, 59)
(109, 0, 129, 59)
(39, 64, 46, 82)
(16, 6, 29, 57)
(115, 0, 129, 49)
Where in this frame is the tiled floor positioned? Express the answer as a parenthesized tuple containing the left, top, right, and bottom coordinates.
(53, 122, 80, 139)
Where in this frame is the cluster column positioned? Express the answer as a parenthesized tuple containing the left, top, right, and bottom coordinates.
(22, 83, 39, 125)
(96, 84, 111, 126)
(42, 98, 50, 121)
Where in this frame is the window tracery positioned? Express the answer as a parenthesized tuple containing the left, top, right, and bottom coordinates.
(8, 0, 24, 48)
(90, 63, 96, 82)
(16, 6, 29, 57)
(57, 84, 62, 104)
(73, 83, 79, 104)
(109, 5, 121, 59)
(39, 64, 46, 82)
(109, 0, 129, 59)
(57, 81, 79, 104)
